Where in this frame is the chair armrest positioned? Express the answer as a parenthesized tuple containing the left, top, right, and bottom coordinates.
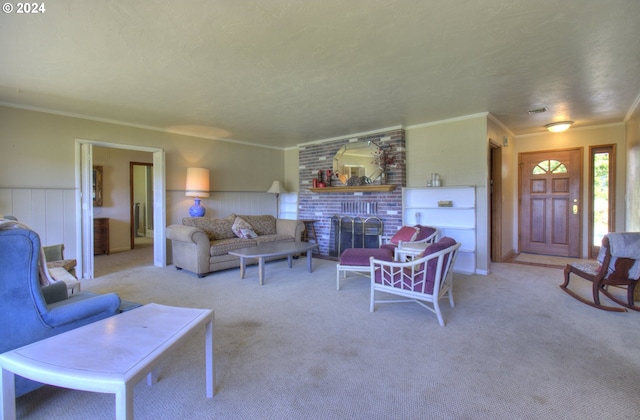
(43, 244, 64, 262)
(43, 292, 121, 328)
(276, 219, 305, 242)
(41, 281, 68, 304)
(166, 224, 210, 245)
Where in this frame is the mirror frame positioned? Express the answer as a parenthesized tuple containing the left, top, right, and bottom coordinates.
(93, 165, 103, 207)
(332, 142, 383, 185)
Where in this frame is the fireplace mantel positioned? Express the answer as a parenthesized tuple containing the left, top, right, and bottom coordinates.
(308, 185, 396, 193)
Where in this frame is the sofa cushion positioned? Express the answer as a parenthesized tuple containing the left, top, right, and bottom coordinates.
(232, 217, 256, 238)
(209, 238, 257, 256)
(255, 234, 294, 245)
(183, 216, 236, 240)
(239, 215, 277, 236)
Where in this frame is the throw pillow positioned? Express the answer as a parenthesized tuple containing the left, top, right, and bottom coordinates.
(389, 226, 419, 245)
(239, 228, 258, 239)
(232, 217, 256, 238)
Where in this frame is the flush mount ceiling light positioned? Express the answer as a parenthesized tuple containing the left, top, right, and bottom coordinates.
(545, 121, 573, 133)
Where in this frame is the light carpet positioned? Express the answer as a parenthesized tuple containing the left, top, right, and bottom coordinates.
(14, 249, 640, 419)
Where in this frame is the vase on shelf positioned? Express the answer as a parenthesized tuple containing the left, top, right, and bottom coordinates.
(380, 171, 387, 185)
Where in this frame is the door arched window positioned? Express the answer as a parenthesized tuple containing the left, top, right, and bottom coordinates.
(532, 159, 567, 175)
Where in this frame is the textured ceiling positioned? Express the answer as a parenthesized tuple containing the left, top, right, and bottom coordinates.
(1, 0, 640, 148)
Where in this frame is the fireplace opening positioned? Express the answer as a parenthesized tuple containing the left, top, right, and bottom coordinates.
(330, 215, 384, 257)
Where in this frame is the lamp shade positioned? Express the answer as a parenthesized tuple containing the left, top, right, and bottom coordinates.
(266, 181, 287, 195)
(185, 168, 210, 198)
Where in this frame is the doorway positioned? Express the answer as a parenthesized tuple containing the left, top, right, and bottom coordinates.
(518, 148, 582, 257)
(490, 141, 503, 262)
(130, 162, 154, 249)
(76, 140, 166, 279)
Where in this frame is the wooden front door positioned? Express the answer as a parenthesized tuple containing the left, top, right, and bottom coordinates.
(519, 149, 582, 257)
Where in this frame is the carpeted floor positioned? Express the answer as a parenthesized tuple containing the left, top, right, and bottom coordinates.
(15, 247, 640, 419)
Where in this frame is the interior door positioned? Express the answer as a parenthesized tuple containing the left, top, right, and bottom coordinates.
(519, 149, 582, 257)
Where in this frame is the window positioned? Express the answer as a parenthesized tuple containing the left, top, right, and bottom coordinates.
(589, 145, 616, 258)
(532, 159, 567, 175)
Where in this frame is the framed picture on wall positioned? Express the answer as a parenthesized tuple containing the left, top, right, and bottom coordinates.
(93, 165, 103, 207)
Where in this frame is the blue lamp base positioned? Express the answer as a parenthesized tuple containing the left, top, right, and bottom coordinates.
(189, 198, 206, 217)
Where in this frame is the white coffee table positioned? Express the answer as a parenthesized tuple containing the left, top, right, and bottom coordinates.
(0, 303, 214, 420)
(228, 241, 319, 285)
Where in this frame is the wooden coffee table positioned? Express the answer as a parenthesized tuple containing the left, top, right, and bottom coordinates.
(0, 303, 214, 420)
(229, 241, 319, 285)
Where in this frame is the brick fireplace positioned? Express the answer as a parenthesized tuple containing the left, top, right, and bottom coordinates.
(298, 129, 406, 258)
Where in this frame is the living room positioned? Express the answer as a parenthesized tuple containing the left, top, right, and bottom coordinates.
(2, 1, 640, 418)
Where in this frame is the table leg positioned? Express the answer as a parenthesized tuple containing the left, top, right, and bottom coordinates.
(115, 384, 134, 420)
(239, 256, 246, 279)
(307, 249, 313, 273)
(288, 254, 293, 268)
(146, 368, 158, 386)
(205, 315, 215, 398)
(259, 257, 265, 286)
(1, 368, 17, 420)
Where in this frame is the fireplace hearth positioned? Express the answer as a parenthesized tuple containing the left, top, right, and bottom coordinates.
(330, 215, 384, 257)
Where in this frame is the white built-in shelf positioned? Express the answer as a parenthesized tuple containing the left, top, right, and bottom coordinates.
(402, 186, 476, 274)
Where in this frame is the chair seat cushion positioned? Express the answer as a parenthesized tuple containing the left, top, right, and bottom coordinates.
(568, 261, 600, 275)
(340, 248, 393, 266)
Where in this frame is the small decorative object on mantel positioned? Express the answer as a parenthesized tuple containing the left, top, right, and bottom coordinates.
(347, 176, 361, 186)
(370, 142, 398, 185)
(326, 169, 332, 187)
(427, 173, 442, 187)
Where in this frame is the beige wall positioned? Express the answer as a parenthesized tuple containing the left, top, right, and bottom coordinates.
(283, 147, 300, 192)
(0, 106, 284, 192)
(405, 114, 490, 273)
(626, 115, 640, 231)
(513, 124, 627, 257)
(0, 106, 285, 257)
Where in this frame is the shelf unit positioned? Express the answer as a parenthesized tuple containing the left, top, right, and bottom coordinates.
(402, 186, 476, 274)
(279, 192, 299, 220)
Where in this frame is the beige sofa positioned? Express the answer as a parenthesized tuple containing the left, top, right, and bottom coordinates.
(166, 214, 305, 277)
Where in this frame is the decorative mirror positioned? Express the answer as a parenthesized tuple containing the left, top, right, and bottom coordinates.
(333, 141, 382, 185)
(93, 165, 103, 207)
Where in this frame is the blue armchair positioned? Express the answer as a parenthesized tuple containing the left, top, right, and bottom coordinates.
(0, 227, 121, 397)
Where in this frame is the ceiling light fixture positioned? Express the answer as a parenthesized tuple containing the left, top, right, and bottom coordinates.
(545, 121, 573, 133)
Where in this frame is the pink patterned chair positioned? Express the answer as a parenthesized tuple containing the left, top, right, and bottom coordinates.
(370, 237, 461, 326)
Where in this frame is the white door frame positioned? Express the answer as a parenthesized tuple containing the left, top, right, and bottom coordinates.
(75, 139, 166, 279)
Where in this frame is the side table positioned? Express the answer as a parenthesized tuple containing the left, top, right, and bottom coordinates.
(301, 219, 319, 252)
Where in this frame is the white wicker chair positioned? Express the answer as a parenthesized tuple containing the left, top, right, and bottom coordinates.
(370, 237, 461, 326)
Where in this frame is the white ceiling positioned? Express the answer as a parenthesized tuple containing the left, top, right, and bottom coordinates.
(2, 0, 640, 149)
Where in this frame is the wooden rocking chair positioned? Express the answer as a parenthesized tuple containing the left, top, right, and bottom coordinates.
(561, 232, 640, 312)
